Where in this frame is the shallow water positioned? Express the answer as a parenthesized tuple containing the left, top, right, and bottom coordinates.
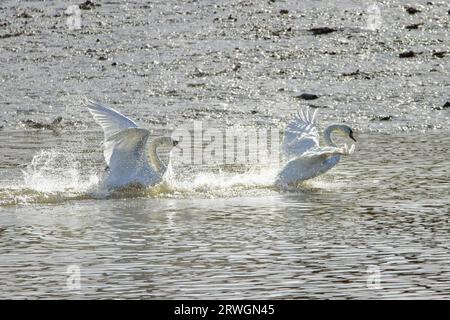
(1, 0, 450, 299)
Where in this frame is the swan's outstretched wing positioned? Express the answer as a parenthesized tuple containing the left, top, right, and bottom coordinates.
(282, 108, 320, 158)
(86, 100, 149, 167)
(104, 128, 151, 170)
(86, 100, 139, 140)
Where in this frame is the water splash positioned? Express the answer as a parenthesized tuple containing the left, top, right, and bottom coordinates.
(165, 160, 281, 197)
(22, 149, 99, 193)
(0, 148, 340, 206)
(0, 149, 101, 206)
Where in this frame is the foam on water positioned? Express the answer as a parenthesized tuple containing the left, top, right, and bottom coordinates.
(22, 149, 99, 193)
(0, 149, 290, 205)
(0, 149, 99, 206)
(165, 161, 280, 194)
(0, 145, 350, 206)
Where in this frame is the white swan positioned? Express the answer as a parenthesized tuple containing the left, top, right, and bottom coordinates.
(86, 100, 178, 189)
(276, 107, 356, 187)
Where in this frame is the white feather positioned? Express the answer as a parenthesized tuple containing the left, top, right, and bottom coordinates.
(86, 100, 171, 189)
(282, 107, 320, 159)
(86, 100, 139, 140)
(277, 107, 356, 187)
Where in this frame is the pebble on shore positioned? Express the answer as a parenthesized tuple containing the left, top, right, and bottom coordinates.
(405, 23, 423, 30)
(308, 27, 337, 35)
(399, 50, 417, 58)
(79, 0, 100, 10)
(405, 6, 421, 15)
(295, 93, 319, 100)
(433, 102, 450, 110)
(372, 115, 393, 121)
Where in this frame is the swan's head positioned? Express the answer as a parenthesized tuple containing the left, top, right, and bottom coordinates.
(339, 125, 356, 142)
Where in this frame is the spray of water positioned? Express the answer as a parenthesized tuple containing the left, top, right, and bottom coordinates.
(0, 148, 344, 206)
(22, 149, 99, 193)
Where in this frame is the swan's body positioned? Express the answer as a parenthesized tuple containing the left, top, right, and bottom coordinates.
(276, 108, 356, 187)
(86, 100, 176, 189)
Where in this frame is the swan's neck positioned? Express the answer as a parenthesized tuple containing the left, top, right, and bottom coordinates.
(323, 124, 345, 147)
(148, 138, 167, 175)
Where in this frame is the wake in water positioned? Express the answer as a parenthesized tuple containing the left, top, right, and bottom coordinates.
(0, 149, 98, 206)
(164, 162, 282, 197)
(0, 145, 348, 206)
(0, 103, 359, 206)
(0, 148, 278, 205)
(23, 149, 99, 193)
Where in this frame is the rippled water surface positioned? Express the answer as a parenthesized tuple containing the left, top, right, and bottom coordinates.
(0, 0, 449, 299)
(0, 131, 448, 299)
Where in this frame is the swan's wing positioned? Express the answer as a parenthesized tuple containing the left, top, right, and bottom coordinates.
(277, 146, 345, 186)
(86, 100, 139, 140)
(104, 128, 151, 168)
(282, 108, 320, 158)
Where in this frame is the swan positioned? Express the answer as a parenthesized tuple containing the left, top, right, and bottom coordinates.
(86, 100, 178, 189)
(276, 107, 356, 187)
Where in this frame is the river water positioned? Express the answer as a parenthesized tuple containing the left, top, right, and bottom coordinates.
(0, 0, 449, 299)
